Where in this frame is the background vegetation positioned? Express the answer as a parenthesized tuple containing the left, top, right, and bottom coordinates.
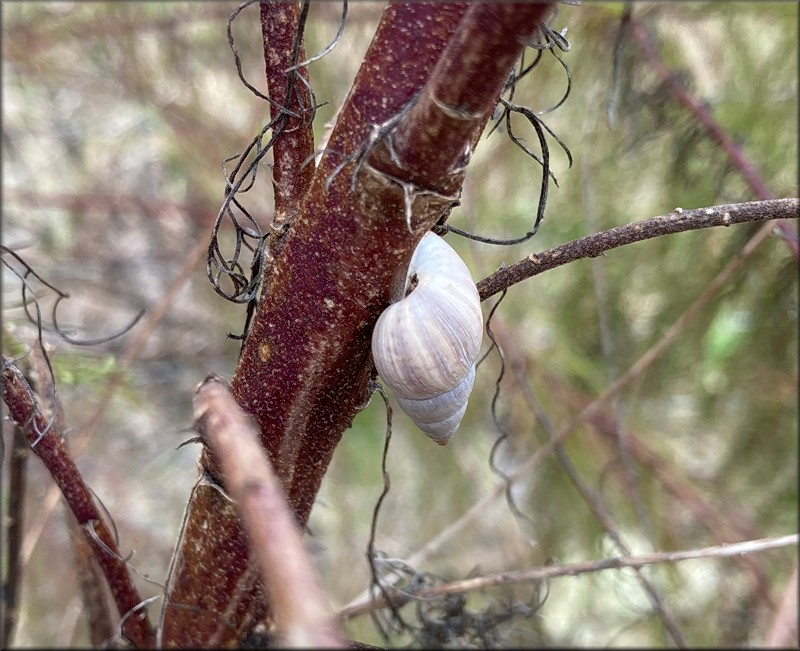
(2, 2, 797, 647)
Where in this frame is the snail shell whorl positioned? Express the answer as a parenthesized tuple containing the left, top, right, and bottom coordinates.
(371, 232, 483, 444)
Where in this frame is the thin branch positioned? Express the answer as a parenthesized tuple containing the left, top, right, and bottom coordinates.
(508, 345, 687, 647)
(12, 232, 210, 589)
(339, 534, 798, 621)
(193, 375, 345, 649)
(498, 218, 788, 486)
(630, 18, 772, 199)
(534, 351, 777, 609)
(1, 356, 155, 648)
(258, 0, 317, 224)
(477, 198, 799, 301)
(26, 345, 117, 646)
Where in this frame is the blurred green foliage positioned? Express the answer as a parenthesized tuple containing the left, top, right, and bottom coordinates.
(2, 2, 796, 648)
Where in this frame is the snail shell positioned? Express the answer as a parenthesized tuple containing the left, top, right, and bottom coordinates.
(371, 232, 483, 444)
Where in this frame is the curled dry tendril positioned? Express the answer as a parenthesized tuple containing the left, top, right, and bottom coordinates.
(448, 18, 574, 246)
(208, 0, 346, 343)
(478, 289, 539, 534)
(2, 245, 143, 446)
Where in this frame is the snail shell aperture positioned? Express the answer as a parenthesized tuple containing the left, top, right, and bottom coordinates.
(371, 232, 483, 444)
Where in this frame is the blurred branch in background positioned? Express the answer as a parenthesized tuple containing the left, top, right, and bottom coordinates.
(628, 14, 798, 258)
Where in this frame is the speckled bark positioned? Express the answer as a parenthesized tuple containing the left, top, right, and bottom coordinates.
(370, 3, 555, 194)
(160, 480, 263, 647)
(259, 1, 315, 224)
(161, 3, 554, 646)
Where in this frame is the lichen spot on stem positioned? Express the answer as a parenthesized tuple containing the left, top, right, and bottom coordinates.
(259, 342, 271, 363)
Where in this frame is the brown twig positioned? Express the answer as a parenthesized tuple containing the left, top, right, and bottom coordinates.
(340, 534, 797, 621)
(477, 198, 798, 301)
(534, 360, 777, 610)
(502, 217, 788, 485)
(193, 375, 345, 648)
(1, 356, 155, 648)
(9, 231, 210, 610)
(27, 346, 117, 646)
(344, 207, 794, 613)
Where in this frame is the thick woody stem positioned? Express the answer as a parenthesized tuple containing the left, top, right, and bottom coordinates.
(259, 1, 315, 224)
(194, 376, 345, 648)
(373, 2, 555, 194)
(1, 356, 155, 649)
(165, 6, 471, 646)
(169, 5, 556, 646)
(228, 1, 471, 524)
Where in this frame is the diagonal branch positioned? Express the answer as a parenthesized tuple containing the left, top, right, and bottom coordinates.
(1, 356, 155, 648)
(345, 204, 796, 615)
(629, 15, 798, 259)
(477, 198, 799, 301)
(26, 346, 118, 646)
(369, 2, 556, 194)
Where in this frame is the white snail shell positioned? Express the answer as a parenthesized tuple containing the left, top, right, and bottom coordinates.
(371, 232, 483, 444)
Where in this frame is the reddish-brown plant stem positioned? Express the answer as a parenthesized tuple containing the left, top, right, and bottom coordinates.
(227, 1, 473, 525)
(165, 4, 558, 645)
(26, 347, 118, 646)
(630, 16, 798, 260)
(2, 423, 27, 647)
(373, 2, 555, 194)
(1, 357, 154, 649)
(166, 5, 473, 646)
(160, 479, 259, 648)
(259, 1, 315, 224)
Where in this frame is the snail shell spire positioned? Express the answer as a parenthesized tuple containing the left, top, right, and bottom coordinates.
(372, 232, 483, 444)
